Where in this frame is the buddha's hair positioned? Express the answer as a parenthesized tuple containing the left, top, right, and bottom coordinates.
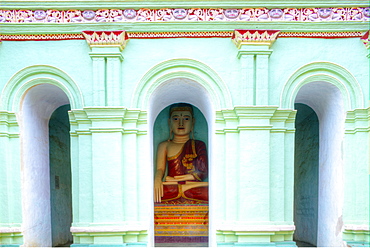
(169, 103, 194, 117)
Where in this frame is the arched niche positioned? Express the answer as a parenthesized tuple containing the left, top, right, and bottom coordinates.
(294, 81, 346, 247)
(281, 61, 364, 111)
(1, 65, 82, 246)
(281, 62, 364, 246)
(20, 83, 73, 247)
(147, 77, 215, 247)
(131, 58, 232, 111)
(1, 65, 84, 112)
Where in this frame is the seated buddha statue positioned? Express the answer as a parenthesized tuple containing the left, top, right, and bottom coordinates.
(154, 103, 208, 203)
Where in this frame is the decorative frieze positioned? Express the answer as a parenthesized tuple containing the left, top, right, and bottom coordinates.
(0, 31, 365, 41)
(0, 7, 369, 23)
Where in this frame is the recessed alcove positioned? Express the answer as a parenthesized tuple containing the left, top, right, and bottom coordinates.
(294, 81, 345, 247)
(20, 84, 72, 247)
(148, 78, 214, 247)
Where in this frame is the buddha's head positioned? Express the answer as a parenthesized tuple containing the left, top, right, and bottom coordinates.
(168, 103, 195, 137)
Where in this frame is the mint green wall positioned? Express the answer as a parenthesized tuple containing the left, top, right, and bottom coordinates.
(0, 1, 369, 247)
(270, 38, 369, 106)
(0, 38, 368, 109)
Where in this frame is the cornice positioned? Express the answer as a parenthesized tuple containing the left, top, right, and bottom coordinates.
(0, 22, 368, 35)
(0, 31, 365, 41)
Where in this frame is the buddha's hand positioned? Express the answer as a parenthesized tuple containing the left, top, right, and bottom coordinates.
(154, 178, 163, 203)
(166, 174, 195, 182)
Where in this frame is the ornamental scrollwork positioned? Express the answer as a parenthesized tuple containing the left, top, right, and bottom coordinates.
(0, 7, 369, 23)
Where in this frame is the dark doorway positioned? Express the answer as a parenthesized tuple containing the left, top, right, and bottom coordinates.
(49, 104, 73, 247)
(293, 103, 319, 247)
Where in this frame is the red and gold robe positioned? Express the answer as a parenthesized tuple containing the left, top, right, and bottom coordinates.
(161, 139, 208, 202)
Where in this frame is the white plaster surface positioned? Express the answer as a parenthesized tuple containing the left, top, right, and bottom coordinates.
(19, 84, 69, 247)
(295, 81, 345, 247)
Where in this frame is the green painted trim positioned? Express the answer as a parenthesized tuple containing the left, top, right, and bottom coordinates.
(71, 244, 127, 247)
(71, 244, 147, 247)
(217, 229, 295, 247)
(280, 61, 365, 111)
(345, 241, 370, 247)
(343, 229, 370, 243)
(345, 108, 370, 133)
(217, 241, 297, 247)
(1, 65, 84, 111)
(68, 107, 148, 136)
(216, 107, 296, 134)
(71, 230, 148, 247)
(0, 232, 23, 247)
(0, 111, 19, 137)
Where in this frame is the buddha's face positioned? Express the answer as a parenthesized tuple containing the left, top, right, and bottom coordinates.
(318, 8, 332, 18)
(173, 9, 187, 19)
(269, 8, 283, 18)
(82, 10, 95, 20)
(124, 9, 137, 19)
(170, 110, 193, 136)
(34, 10, 46, 20)
(224, 9, 239, 19)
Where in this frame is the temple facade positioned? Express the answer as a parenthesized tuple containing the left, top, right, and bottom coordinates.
(0, 0, 369, 247)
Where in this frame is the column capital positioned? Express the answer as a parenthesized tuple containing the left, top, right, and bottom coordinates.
(82, 30, 129, 51)
(360, 30, 369, 58)
(232, 29, 280, 50)
(360, 31, 369, 49)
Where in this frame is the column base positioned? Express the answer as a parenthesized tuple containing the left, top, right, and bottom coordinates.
(0, 228, 23, 247)
(71, 227, 147, 247)
(216, 225, 296, 247)
(218, 241, 296, 247)
(71, 243, 147, 247)
(343, 226, 370, 247)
